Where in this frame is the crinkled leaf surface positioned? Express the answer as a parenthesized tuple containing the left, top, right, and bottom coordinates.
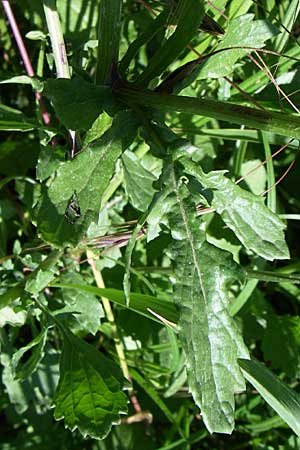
(54, 327, 127, 440)
(168, 165, 249, 434)
(198, 14, 279, 79)
(122, 150, 157, 211)
(182, 159, 289, 260)
(36, 111, 138, 247)
(45, 77, 117, 130)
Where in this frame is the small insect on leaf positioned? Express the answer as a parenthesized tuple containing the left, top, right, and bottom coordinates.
(65, 191, 81, 224)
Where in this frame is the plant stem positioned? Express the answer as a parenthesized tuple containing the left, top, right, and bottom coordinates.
(2, 0, 51, 125)
(43, 0, 70, 79)
(86, 249, 142, 414)
(42, 0, 77, 154)
(118, 87, 300, 139)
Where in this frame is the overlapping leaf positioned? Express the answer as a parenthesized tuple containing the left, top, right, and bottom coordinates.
(36, 111, 138, 247)
(167, 165, 249, 434)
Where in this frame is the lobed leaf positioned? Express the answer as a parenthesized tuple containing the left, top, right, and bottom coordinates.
(181, 159, 289, 260)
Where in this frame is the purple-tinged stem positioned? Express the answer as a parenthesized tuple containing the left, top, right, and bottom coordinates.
(2, 0, 51, 125)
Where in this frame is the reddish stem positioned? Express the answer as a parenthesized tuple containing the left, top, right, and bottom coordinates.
(2, 0, 51, 125)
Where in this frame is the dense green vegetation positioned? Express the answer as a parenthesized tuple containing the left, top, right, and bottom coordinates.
(1, 0, 300, 448)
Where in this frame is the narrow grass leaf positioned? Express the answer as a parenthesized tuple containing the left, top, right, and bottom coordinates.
(135, 0, 204, 86)
(120, 88, 300, 139)
(239, 358, 300, 437)
(51, 283, 179, 324)
(0, 104, 37, 131)
(96, 0, 122, 84)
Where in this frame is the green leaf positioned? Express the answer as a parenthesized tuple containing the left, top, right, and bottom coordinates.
(198, 14, 279, 79)
(56, 272, 104, 335)
(54, 327, 127, 440)
(11, 329, 48, 380)
(51, 283, 179, 324)
(36, 111, 138, 247)
(262, 315, 300, 377)
(25, 250, 62, 295)
(96, 0, 122, 84)
(239, 358, 300, 437)
(168, 166, 249, 434)
(45, 77, 117, 130)
(130, 368, 180, 431)
(122, 150, 156, 212)
(0, 285, 23, 309)
(0, 104, 37, 131)
(135, 0, 204, 86)
(181, 159, 289, 260)
(119, 10, 169, 77)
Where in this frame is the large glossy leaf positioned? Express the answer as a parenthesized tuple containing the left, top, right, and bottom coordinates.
(181, 159, 289, 260)
(168, 165, 249, 434)
(198, 14, 279, 79)
(36, 111, 137, 247)
(54, 326, 127, 440)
